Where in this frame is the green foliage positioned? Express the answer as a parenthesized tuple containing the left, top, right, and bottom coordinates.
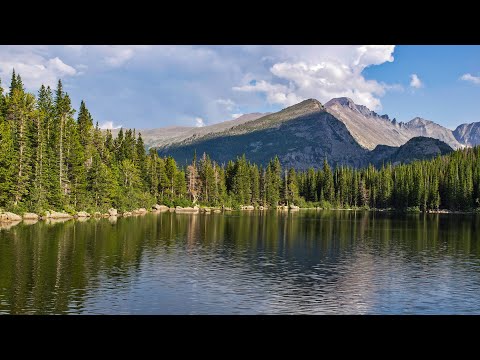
(319, 200, 333, 210)
(1, 70, 480, 215)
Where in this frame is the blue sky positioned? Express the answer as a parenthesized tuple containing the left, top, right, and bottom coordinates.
(0, 45, 479, 130)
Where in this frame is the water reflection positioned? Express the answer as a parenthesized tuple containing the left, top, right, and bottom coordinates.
(0, 211, 479, 314)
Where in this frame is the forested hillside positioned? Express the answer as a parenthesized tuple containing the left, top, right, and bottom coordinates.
(1, 72, 479, 214)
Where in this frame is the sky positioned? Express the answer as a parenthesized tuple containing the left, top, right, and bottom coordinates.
(0, 45, 480, 130)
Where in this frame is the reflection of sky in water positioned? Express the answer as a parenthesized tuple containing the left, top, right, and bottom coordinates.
(1, 211, 480, 314)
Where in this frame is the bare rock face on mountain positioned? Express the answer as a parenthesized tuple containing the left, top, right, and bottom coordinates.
(111, 113, 268, 149)
(404, 117, 463, 149)
(158, 99, 369, 170)
(325, 97, 411, 149)
(453, 122, 480, 146)
(325, 97, 463, 150)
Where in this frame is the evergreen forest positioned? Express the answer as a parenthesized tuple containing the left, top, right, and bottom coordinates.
(1, 72, 480, 214)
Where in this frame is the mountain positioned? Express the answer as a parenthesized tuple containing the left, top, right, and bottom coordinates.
(158, 99, 370, 170)
(325, 97, 463, 150)
(370, 136, 453, 167)
(453, 122, 480, 146)
(325, 97, 411, 149)
(404, 117, 463, 149)
(157, 99, 453, 170)
(111, 112, 268, 148)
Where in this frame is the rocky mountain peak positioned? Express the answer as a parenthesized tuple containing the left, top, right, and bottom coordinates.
(325, 97, 391, 121)
(454, 122, 480, 146)
(268, 98, 325, 121)
(325, 97, 357, 110)
(407, 117, 433, 126)
(291, 98, 324, 111)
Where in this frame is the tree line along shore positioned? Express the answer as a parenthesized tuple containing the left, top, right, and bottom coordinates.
(1, 71, 480, 220)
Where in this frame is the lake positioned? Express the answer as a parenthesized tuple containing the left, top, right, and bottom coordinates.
(1, 210, 479, 314)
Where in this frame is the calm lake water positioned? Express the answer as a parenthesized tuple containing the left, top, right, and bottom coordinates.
(1, 210, 480, 314)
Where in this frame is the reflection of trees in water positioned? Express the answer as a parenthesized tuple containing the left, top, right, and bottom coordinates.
(0, 211, 479, 314)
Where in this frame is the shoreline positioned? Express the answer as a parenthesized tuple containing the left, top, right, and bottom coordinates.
(1, 205, 478, 227)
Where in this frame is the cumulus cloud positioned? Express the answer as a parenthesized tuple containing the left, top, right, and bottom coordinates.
(233, 45, 395, 110)
(410, 74, 423, 88)
(99, 121, 123, 130)
(234, 79, 304, 106)
(0, 46, 77, 89)
(460, 73, 480, 85)
(47, 57, 76, 76)
(195, 117, 206, 127)
(0, 45, 400, 128)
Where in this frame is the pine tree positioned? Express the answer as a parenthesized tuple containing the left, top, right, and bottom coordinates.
(165, 156, 178, 200)
(199, 153, 215, 204)
(286, 168, 299, 205)
(52, 80, 75, 206)
(231, 155, 251, 205)
(146, 148, 160, 200)
(322, 158, 334, 204)
(0, 120, 15, 207)
(6, 76, 35, 206)
(215, 163, 227, 205)
(114, 128, 124, 163)
(265, 156, 281, 206)
(8, 69, 18, 97)
(77, 100, 94, 148)
(65, 113, 86, 209)
(250, 164, 260, 205)
(259, 166, 266, 206)
(135, 132, 147, 189)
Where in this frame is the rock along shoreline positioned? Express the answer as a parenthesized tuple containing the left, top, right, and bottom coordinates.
(1, 204, 476, 228)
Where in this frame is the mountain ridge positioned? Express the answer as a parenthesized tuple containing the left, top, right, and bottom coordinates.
(454, 122, 480, 146)
(106, 97, 475, 169)
(157, 99, 455, 170)
(159, 105, 369, 170)
(325, 97, 463, 150)
(110, 112, 269, 149)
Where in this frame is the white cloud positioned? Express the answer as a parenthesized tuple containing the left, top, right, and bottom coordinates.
(195, 117, 206, 127)
(104, 47, 135, 67)
(96, 45, 152, 67)
(233, 45, 395, 110)
(410, 74, 423, 88)
(0, 45, 399, 127)
(231, 113, 243, 119)
(460, 73, 480, 85)
(99, 121, 123, 130)
(234, 80, 304, 106)
(0, 46, 77, 89)
(47, 57, 76, 76)
(215, 98, 236, 111)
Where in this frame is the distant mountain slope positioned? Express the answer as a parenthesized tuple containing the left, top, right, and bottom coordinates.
(158, 99, 369, 170)
(453, 122, 480, 146)
(157, 99, 454, 170)
(325, 97, 463, 150)
(370, 136, 454, 167)
(111, 112, 268, 148)
(404, 117, 463, 149)
(325, 97, 411, 149)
